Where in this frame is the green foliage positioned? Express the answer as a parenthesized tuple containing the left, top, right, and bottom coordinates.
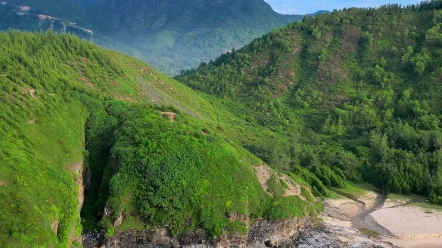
(0, 30, 157, 246)
(267, 175, 286, 196)
(0, 30, 317, 245)
(8, 1, 442, 244)
(265, 196, 308, 220)
(103, 103, 288, 237)
(178, 1, 442, 205)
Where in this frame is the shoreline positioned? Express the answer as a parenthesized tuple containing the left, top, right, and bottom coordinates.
(322, 192, 442, 248)
(367, 203, 442, 248)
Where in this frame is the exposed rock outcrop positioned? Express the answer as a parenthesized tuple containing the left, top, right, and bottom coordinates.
(294, 224, 392, 248)
(83, 218, 394, 248)
(84, 216, 313, 248)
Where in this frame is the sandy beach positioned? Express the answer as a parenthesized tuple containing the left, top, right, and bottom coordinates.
(367, 205, 442, 248)
(321, 216, 352, 227)
(322, 191, 442, 248)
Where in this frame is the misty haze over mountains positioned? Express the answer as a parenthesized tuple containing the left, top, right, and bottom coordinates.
(0, 0, 314, 75)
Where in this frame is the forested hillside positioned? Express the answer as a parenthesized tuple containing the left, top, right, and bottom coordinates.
(6, 2, 442, 247)
(178, 1, 442, 204)
(0, 0, 304, 75)
(0, 31, 317, 247)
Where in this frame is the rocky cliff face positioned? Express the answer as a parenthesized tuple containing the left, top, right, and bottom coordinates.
(83, 216, 313, 248)
(83, 217, 394, 248)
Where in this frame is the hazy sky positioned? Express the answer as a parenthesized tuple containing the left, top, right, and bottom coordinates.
(264, 0, 420, 15)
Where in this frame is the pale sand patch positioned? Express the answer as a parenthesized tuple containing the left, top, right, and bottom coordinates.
(253, 165, 305, 199)
(357, 191, 379, 210)
(382, 198, 408, 208)
(254, 164, 272, 194)
(322, 216, 352, 228)
(368, 206, 442, 247)
(369, 206, 442, 238)
(323, 198, 360, 218)
(279, 175, 302, 198)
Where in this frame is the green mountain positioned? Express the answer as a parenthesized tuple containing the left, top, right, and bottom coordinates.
(82, 0, 305, 75)
(177, 1, 442, 204)
(5, 1, 442, 247)
(0, 0, 304, 75)
(0, 31, 316, 247)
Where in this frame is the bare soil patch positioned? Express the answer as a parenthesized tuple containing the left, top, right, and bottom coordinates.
(68, 162, 84, 211)
(253, 164, 272, 194)
(68, 161, 84, 246)
(52, 220, 59, 233)
(253, 164, 304, 199)
(21, 88, 42, 104)
(160, 111, 176, 122)
(280, 176, 301, 198)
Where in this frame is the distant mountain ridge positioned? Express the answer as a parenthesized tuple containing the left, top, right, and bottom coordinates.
(84, 0, 305, 75)
(0, 0, 309, 75)
(85, 0, 298, 32)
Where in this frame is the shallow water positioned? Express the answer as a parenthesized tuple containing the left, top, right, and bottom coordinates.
(350, 193, 387, 237)
(358, 227, 379, 238)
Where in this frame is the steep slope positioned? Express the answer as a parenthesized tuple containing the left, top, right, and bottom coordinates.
(0, 30, 147, 247)
(177, 1, 442, 204)
(0, 31, 317, 247)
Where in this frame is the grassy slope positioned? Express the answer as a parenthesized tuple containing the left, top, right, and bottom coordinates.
(0, 31, 316, 246)
(0, 31, 148, 246)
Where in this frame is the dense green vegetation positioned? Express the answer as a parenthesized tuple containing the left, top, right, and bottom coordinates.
(0, 30, 148, 246)
(0, 31, 317, 246)
(0, 0, 304, 76)
(178, 1, 442, 204)
(6, 2, 442, 246)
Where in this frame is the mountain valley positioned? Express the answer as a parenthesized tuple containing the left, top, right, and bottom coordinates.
(2, 1, 442, 247)
(0, 0, 305, 75)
